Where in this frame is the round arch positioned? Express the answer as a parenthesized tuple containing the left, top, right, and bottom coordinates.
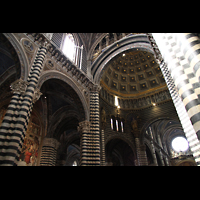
(3, 33, 29, 81)
(91, 34, 154, 84)
(37, 70, 90, 121)
(105, 135, 136, 158)
(48, 105, 81, 139)
(105, 136, 136, 166)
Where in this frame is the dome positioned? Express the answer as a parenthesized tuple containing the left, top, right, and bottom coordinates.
(100, 49, 167, 98)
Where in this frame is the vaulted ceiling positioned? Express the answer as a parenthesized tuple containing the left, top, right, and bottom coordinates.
(78, 33, 105, 52)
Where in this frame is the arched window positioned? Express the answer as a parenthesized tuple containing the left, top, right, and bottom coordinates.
(111, 115, 116, 131)
(116, 119, 119, 132)
(62, 34, 75, 62)
(111, 118, 114, 130)
(110, 116, 125, 133)
(121, 121, 124, 133)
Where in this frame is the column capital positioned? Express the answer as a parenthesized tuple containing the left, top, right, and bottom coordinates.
(90, 84, 101, 92)
(33, 87, 42, 104)
(42, 137, 60, 150)
(77, 120, 90, 134)
(10, 79, 28, 95)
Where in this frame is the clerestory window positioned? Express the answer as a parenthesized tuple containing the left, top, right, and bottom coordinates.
(62, 33, 75, 62)
(47, 33, 83, 69)
(110, 115, 124, 133)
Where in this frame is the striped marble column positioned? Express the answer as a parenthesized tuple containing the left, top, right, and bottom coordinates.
(78, 120, 91, 166)
(174, 33, 200, 136)
(153, 33, 200, 165)
(0, 42, 48, 166)
(40, 137, 60, 166)
(175, 34, 200, 82)
(89, 85, 101, 166)
(100, 107, 106, 166)
(100, 129, 106, 166)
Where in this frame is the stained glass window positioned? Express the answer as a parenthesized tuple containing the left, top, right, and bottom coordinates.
(111, 118, 114, 130)
(121, 121, 124, 132)
(116, 120, 119, 132)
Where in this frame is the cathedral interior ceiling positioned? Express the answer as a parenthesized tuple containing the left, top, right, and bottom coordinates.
(100, 49, 167, 98)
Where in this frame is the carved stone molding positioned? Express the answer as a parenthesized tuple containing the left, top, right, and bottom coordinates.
(10, 79, 28, 95)
(26, 33, 51, 48)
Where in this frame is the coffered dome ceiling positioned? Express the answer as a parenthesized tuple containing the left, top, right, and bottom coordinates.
(100, 49, 167, 98)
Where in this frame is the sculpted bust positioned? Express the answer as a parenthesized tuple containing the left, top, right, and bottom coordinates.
(101, 107, 106, 123)
(131, 116, 140, 131)
(131, 119, 138, 131)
